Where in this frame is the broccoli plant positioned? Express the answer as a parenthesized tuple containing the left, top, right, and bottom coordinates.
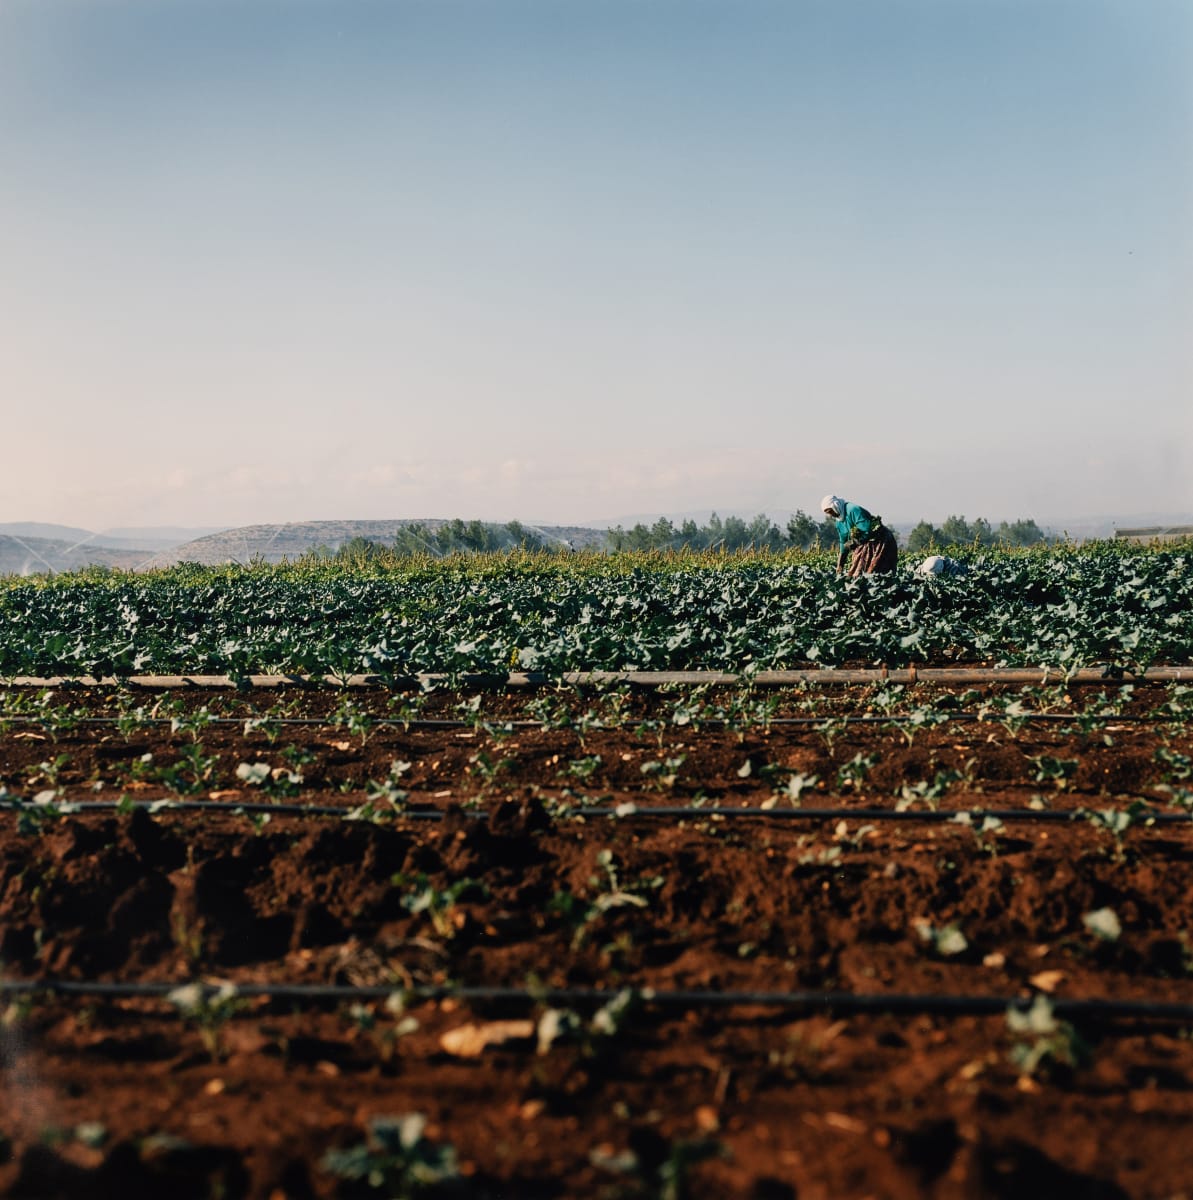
(395, 875, 488, 939)
(1006, 996, 1090, 1080)
(321, 1114, 460, 1197)
(168, 983, 245, 1061)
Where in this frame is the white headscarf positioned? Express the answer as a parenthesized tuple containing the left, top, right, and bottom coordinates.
(820, 494, 847, 520)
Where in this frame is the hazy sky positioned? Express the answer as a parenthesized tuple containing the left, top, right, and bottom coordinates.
(2, 0, 1191, 531)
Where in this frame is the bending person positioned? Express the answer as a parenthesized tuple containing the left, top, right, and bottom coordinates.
(821, 494, 898, 576)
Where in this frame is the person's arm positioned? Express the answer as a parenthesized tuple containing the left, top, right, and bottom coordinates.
(848, 506, 875, 540)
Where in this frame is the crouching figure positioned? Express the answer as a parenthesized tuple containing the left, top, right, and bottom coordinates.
(821, 494, 898, 576)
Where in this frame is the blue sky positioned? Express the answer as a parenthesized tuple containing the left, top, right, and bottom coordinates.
(2, 0, 1190, 530)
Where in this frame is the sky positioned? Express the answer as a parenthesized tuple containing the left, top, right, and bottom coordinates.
(2, 0, 1191, 532)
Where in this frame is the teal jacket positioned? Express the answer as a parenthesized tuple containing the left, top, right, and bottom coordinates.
(833, 503, 880, 554)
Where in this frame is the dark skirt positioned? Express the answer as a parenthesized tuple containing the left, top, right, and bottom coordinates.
(848, 526, 898, 576)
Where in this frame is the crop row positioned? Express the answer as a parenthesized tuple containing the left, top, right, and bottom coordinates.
(5, 676, 1192, 723)
(0, 545, 1190, 677)
(2, 706, 1190, 821)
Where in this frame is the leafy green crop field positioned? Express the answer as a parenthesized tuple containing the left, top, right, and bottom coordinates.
(0, 544, 1189, 678)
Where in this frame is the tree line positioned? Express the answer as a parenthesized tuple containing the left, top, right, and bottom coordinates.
(309, 512, 1052, 561)
(904, 516, 1048, 552)
(608, 512, 1050, 552)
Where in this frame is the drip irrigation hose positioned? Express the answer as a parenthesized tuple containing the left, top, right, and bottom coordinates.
(2, 799, 1189, 824)
(1, 978, 1191, 1023)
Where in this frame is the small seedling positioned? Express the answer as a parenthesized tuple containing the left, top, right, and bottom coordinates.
(114, 701, 153, 737)
(870, 683, 906, 713)
(321, 1113, 460, 1195)
(836, 752, 876, 791)
(1082, 907, 1122, 942)
(914, 919, 968, 957)
(1154, 746, 1193, 784)
(1083, 801, 1151, 861)
(897, 769, 962, 812)
(29, 691, 85, 741)
(367, 760, 412, 808)
(832, 819, 877, 850)
(280, 743, 316, 771)
(815, 718, 849, 754)
(640, 755, 686, 791)
(528, 693, 574, 731)
(1157, 784, 1193, 813)
(951, 811, 1004, 855)
(333, 697, 376, 746)
(590, 849, 664, 912)
(536, 987, 642, 1055)
(895, 705, 948, 747)
(387, 692, 428, 728)
(170, 706, 214, 741)
(562, 755, 603, 783)
(667, 694, 707, 729)
(590, 1131, 724, 1200)
(346, 1001, 420, 1063)
(453, 693, 487, 729)
(243, 714, 283, 743)
(173, 743, 218, 793)
(168, 982, 244, 1061)
(236, 760, 303, 798)
(25, 755, 71, 789)
(984, 697, 1031, 736)
(1029, 755, 1079, 791)
(763, 772, 819, 809)
(1006, 995, 1090, 1079)
(467, 751, 514, 790)
(795, 840, 843, 867)
(396, 875, 487, 939)
(1150, 683, 1192, 721)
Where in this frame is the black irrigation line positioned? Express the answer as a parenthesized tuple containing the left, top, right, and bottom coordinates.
(2, 978, 1192, 1023)
(2, 799, 1190, 825)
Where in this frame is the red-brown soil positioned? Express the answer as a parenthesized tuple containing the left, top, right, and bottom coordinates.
(1, 683, 1191, 1198)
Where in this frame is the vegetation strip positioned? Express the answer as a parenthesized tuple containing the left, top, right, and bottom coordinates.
(2, 979, 1191, 1022)
(2, 799, 1189, 823)
(0, 710, 1181, 728)
(5, 546, 1190, 677)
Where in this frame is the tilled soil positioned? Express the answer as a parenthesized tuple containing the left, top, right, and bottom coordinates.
(0, 683, 1191, 1198)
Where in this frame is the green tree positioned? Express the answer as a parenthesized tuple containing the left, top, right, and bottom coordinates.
(998, 518, 1047, 546)
(719, 515, 747, 549)
(906, 521, 942, 553)
(939, 515, 974, 545)
(626, 523, 654, 551)
(785, 510, 820, 549)
(745, 513, 783, 550)
(651, 517, 677, 548)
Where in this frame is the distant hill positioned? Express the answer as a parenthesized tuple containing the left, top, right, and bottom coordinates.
(0, 534, 156, 575)
(140, 519, 611, 568)
(0, 522, 98, 544)
(0, 522, 227, 553)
